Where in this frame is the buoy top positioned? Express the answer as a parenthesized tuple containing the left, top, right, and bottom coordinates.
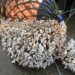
(57, 15, 63, 23)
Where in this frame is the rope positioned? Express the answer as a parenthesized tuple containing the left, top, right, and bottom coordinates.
(55, 62, 62, 75)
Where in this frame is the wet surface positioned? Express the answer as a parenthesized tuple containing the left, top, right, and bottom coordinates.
(67, 15, 75, 39)
(0, 16, 75, 75)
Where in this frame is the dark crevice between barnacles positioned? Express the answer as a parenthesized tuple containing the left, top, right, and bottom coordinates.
(32, 34, 34, 39)
(43, 59, 46, 63)
(50, 36, 54, 42)
(54, 45, 60, 56)
(24, 47, 30, 53)
(35, 40, 37, 44)
(38, 39, 41, 43)
(46, 43, 49, 50)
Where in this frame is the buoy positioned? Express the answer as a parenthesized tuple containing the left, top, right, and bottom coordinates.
(4, 0, 41, 20)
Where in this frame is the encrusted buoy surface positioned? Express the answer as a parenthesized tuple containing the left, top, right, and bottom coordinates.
(0, 18, 67, 68)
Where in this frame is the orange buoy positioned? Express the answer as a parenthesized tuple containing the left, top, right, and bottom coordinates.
(3, 0, 41, 20)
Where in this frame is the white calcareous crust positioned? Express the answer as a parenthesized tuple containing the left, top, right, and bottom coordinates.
(0, 19, 67, 69)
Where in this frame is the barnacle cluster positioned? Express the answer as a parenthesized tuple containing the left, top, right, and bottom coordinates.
(1, 18, 75, 72)
(0, 18, 67, 68)
(59, 39, 75, 72)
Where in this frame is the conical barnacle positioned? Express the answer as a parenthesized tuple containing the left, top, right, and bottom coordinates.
(0, 18, 67, 69)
